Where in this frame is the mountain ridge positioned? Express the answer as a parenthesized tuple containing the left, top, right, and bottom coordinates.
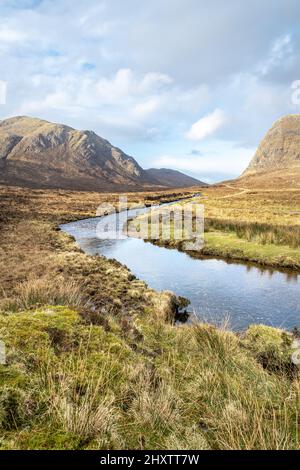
(0, 116, 206, 191)
(243, 114, 300, 177)
(145, 167, 207, 188)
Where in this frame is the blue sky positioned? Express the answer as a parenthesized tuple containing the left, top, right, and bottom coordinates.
(0, 0, 300, 182)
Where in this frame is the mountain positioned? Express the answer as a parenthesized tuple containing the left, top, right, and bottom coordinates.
(145, 168, 206, 188)
(0, 116, 206, 191)
(243, 115, 300, 177)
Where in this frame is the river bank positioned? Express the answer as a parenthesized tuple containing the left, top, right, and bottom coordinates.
(0, 185, 299, 450)
(64, 205, 300, 330)
(128, 185, 300, 271)
(148, 232, 300, 270)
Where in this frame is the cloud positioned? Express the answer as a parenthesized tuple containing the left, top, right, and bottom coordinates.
(0, 1, 42, 8)
(152, 143, 255, 182)
(189, 149, 204, 156)
(132, 97, 162, 119)
(258, 34, 294, 76)
(0, 80, 7, 105)
(93, 69, 172, 105)
(0, 24, 26, 42)
(13, 68, 211, 143)
(139, 72, 173, 92)
(0, 0, 299, 181)
(185, 109, 226, 141)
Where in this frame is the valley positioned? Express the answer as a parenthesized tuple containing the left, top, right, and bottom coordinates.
(0, 115, 300, 450)
(0, 185, 299, 450)
(1, 0, 300, 456)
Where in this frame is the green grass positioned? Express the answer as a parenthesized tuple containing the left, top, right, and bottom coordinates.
(128, 203, 300, 270)
(0, 185, 299, 450)
(202, 231, 300, 269)
(0, 305, 299, 450)
(205, 218, 300, 249)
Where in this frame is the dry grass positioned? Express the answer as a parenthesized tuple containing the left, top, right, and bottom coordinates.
(128, 183, 300, 269)
(205, 218, 300, 248)
(0, 304, 299, 450)
(7, 276, 85, 311)
(201, 184, 300, 227)
(0, 184, 299, 450)
(43, 354, 120, 443)
(0, 185, 191, 318)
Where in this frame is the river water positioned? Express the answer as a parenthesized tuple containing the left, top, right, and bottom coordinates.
(61, 205, 300, 331)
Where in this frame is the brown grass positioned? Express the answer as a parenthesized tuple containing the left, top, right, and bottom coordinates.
(0, 184, 193, 317)
(0, 183, 299, 450)
(13, 276, 85, 310)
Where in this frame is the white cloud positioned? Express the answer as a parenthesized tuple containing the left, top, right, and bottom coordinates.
(94, 69, 173, 105)
(132, 97, 162, 119)
(185, 109, 226, 141)
(0, 25, 26, 43)
(0, 80, 7, 105)
(152, 143, 255, 181)
(14, 69, 211, 140)
(1, 0, 299, 181)
(139, 72, 173, 92)
(95, 68, 133, 103)
(259, 34, 293, 76)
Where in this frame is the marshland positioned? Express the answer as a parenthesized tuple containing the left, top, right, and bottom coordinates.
(0, 184, 299, 450)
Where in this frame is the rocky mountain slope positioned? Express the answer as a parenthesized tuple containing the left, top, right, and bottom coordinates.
(145, 168, 207, 188)
(243, 115, 300, 177)
(0, 116, 205, 191)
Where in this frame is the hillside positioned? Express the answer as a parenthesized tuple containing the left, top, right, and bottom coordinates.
(0, 116, 206, 191)
(145, 168, 206, 188)
(242, 115, 300, 180)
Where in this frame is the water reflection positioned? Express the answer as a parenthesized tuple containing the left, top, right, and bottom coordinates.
(61, 212, 300, 331)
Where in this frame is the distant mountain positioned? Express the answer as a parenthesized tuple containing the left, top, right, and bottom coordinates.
(0, 116, 206, 191)
(243, 115, 300, 177)
(145, 168, 207, 188)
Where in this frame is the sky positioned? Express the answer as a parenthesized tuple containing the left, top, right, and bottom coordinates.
(0, 0, 300, 183)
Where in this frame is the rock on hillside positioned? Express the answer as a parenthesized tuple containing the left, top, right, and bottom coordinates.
(144, 168, 207, 188)
(243, 115, 300, 176)
(0, 116, 206, 191)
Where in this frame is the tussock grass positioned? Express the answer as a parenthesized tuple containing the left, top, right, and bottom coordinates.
(43, 353, 120, 444)
(1, 276, 85, 312)
(205, 218, 300, 248)
(0, 306, 299, 450)
(0, 186, 299, 449)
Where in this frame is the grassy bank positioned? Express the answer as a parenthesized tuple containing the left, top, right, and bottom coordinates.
(145, 230, 300, 270)
(1, 306, 299, 450)
(129, 184, 300, 270)
(201, 185, 300, 269)
(0, 185, 299, 450)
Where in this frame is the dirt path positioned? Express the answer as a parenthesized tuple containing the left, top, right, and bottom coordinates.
(220, 184, 250, 199)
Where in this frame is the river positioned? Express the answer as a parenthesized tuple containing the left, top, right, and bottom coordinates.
(60, 203, 300, 331)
